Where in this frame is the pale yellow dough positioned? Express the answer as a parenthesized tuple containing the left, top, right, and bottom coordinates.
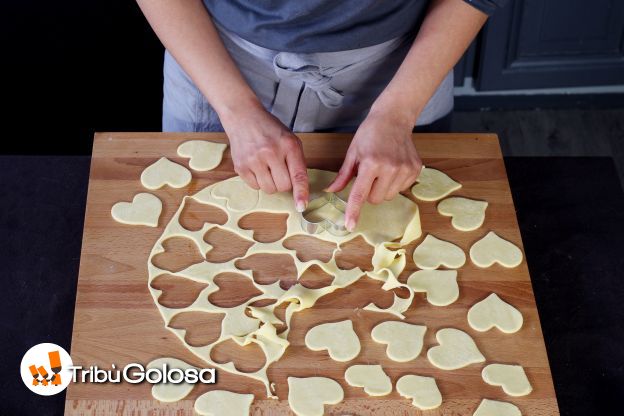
(482, 364, 532, 397)
(148, 169, 421, 397)
(177, 140, 227, 172)
(194, 390, 254, 416)
(406, 269, 459, 306)
(427, 328, 485, 370)
(141, 157, 192, 190)
(468, 293, 523, 333)
(438, 197, 488, 231)
(470, 231, 523, 268)
(371, 321, 426, 362)
(111, 193, 161, 227)
(344, 364, 392, 396)
(147, 357, 197, 403)
(411, 167, 462, 201)
(287, 377, 344, 416)
(396, 375, 442, 410)
(304, 320, 360, 362)
(473, 399, 522, 416)
(413, 234, 466, 269)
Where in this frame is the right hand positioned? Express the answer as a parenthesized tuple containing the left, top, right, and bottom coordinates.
(220, 104, 309, 212)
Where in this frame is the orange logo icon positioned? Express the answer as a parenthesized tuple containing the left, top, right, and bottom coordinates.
(21, 343, 73, 395)
(28, 351, 63, 387)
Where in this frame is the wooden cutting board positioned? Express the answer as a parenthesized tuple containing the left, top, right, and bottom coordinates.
(65, 132, 559, 415)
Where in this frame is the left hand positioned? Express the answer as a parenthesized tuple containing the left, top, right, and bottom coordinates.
(325, 111, 423, 231)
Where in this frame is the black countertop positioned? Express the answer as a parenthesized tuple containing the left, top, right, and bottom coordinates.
(1, 156, 623, 415)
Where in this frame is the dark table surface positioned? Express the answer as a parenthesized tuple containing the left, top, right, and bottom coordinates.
(1, 155, 623, 416)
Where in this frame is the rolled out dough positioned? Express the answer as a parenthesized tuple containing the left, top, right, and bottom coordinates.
(406, 269, 459, 306)
(147, 357, 197, 403)
(438, 196, 488, 231)
(194, 390, 254, 416)
(470, 231, 523, 268)
(473, 399, 522, 416)
(141, 157, 192, 190)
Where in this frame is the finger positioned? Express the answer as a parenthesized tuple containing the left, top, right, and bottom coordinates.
(267, 155, 292, 193)
(286, 146, 309, 212)
(253, 164, 278, 194)
(237, 167, 260, 190)
(400, 172, 419, 194)
(369, 173, 394, 204)
(344, 169, 376, 231)
(386, 168, 410, 200)
(325, 153, 356, 193)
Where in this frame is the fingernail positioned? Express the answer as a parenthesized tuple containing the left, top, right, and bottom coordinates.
(296, 200, 306, 213)
(345, 218, 356, 232)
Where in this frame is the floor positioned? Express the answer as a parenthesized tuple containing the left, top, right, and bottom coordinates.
(451, 108, 624, 189)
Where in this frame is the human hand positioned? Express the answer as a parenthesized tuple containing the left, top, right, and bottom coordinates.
(221, 104, 309, 212)
(325, 111, 422, 231)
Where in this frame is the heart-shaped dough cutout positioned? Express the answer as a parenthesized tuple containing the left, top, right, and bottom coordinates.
(288, 376, 344, 416)
(344, 364, 392, 396)
(396, 374, 442, 410)
(427, 328, 485, 370)
(111, 193, 162, 227)
(468, 293, 523, 333)
(141, 157, 192, 190)
(482, 364, 532, 396)
(411, 167, 462, 201)
(147, 357, 197, 402)
(438, 197, 488, 231)
(413, 234, 466, 269)
(407, 269, 459, 306)
(194, 390, 254, 415)
(470, 231, 523, 268)
(371, 321, 426, 362)
(211, 177, 259, 211)
(177, 140, 227, 172)
(304, 320, 360, 362)
(473, 399, 522, 416)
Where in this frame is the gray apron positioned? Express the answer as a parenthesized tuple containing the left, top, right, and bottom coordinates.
(163, 24, 453, 133)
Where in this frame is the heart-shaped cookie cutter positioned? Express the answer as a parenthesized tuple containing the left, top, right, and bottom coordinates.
(300, 193, 350, 236)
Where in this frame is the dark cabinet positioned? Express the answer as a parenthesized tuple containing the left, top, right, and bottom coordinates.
(473, 0, 624, 91)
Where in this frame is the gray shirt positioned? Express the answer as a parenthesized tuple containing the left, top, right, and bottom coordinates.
(202, 0, 507, 53)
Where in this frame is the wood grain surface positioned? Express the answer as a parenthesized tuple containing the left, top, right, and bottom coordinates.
(65, 132, 559, 415)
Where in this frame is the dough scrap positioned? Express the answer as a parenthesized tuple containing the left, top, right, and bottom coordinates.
(148, 169, 421, 396)
(371, 321, 426, 362)
(396, 375, 442, 410)
(344, 364, 392, 396)
(304, 320, 360, 362)
(111, 193, 161, 227)
(413, 234, 466, 269)
(141, 157, 192, 190)
(194, 390, 254, 416)
(438, 197, 488, 231)
(468, 293, 523, 333)
(177, 140, 227, 171)
(427, 328, 485, 370)
(406, 269, 459, 306)
(287, 377, 344, 416)
(147, 357, 197, 403)
(470, 231, 523, 268)
(482, 364, 532, 397)
(411, 167, 462, 201)
(473, 399, 522, 416)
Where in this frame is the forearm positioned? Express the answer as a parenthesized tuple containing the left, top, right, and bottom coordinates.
(370, 0, 488, 125)
(136, 0, 262, 119)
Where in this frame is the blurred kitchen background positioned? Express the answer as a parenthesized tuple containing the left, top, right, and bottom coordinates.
(3, 0, 622, 187)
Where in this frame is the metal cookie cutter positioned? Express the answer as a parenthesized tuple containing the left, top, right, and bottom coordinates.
(300, 193, 350, 236)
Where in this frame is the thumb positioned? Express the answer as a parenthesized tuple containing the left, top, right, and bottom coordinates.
(325, 154, 356, 193)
